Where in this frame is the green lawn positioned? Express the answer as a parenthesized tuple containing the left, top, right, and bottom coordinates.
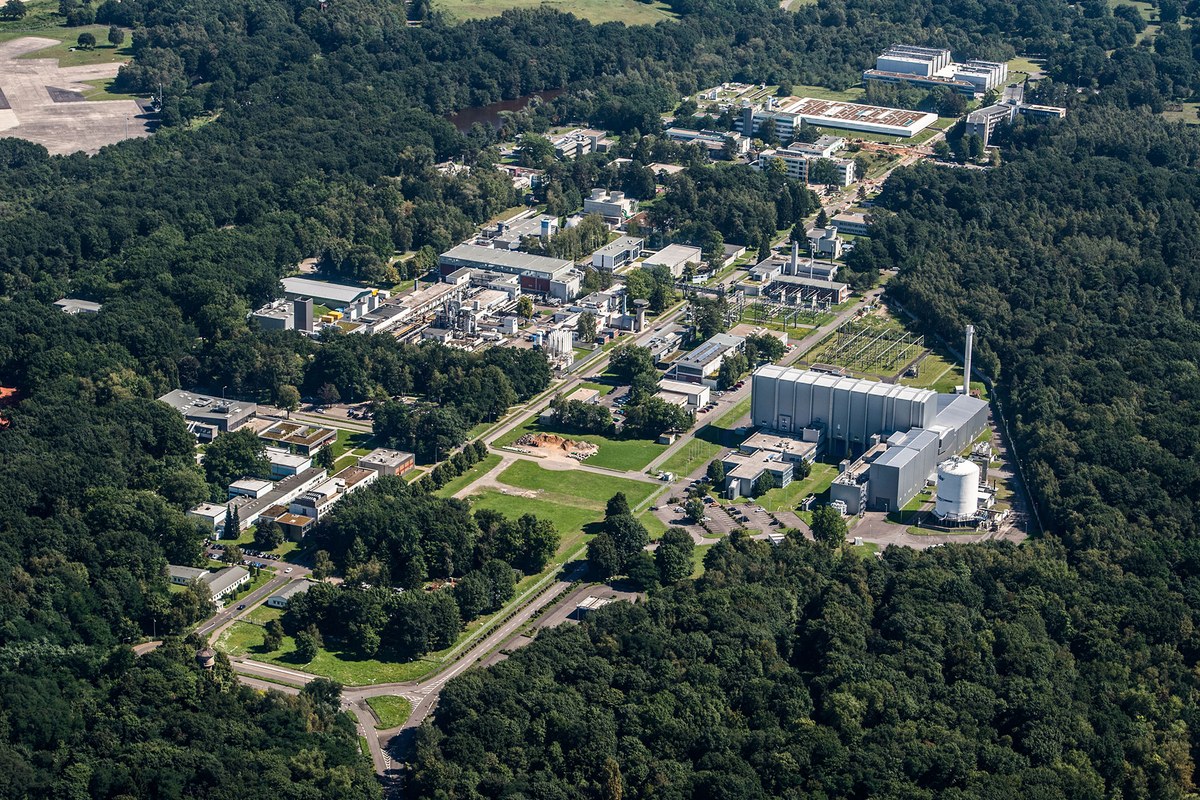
(691, 543, 714, 578)
(433, 0, 676, 24)
(79, 77, 144, 101)
(755, 463, 839, 512)
(15, 26, 132, 67)
(495, 459, 658, 507)
(1163, 102, 1200, 126)
(786, 83, 865, 102)
(366, 695, 413, 729)
(495, 414, 667, 472)
(470, 491, 601, 542)
(712, 396, 752, 432)
(434, 453, 502, 498)
(850, 541, 879, 558)
(246, 605, 283, 624)
(1005, 56, 1044, 75)
(641, 511, 669, 540)
(899, 351, 989, 399)
(656, 437, 722, 480)
(216, 621, 443, 685)
(330, 428, 374, 460)
(578, 381, 616, 396)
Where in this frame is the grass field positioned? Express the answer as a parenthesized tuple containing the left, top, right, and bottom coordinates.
(691, 543, 714, 577)
(246, 605, 283, 624)
(79, 77, 142, 101)
(786, 83, 865, 103)
(899, 351, 989, 399)
(366, 695, 413, 729)
(657, 437, 722, 480)
(712, 396, 752, 432)
(433, 0, 676, 25)
(755, 463, 839, 512)
(216, 621, 443, 685)
(12, 25, 133, 67)
(495, 414, 666, 472)
(434, 453, 502, 498)
(495, 459, 658, 507)
(1163, 102, 1200, 125)
(640, 511, 668, 540)
(470, 491, 601, 542)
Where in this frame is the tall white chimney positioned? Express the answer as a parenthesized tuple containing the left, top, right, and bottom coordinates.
(790, 240, 798, 276)
(963, 324, 975, 395)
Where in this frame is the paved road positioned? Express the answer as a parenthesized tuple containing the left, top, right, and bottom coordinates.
(194, 572, 291, 638)
(222, 559, 590, 791)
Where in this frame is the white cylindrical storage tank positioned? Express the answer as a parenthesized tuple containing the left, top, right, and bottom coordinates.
(935, 457, 979, 520)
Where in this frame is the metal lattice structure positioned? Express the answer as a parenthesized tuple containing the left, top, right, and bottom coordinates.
(819, 319, 924, 374)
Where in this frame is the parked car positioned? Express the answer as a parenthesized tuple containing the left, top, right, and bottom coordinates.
(285, 567, 294, 574)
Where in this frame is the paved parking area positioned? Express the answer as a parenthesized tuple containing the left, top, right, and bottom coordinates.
(0, 37, 154, 154)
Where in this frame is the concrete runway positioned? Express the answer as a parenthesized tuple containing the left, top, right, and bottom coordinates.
(0, 36, 153, 155)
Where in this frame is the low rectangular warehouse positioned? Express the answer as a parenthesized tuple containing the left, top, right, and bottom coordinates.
(438, 244, 580, 301)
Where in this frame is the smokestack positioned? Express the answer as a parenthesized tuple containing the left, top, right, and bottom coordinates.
(963, 325, 974, 395)
(790, 240, 798, 276)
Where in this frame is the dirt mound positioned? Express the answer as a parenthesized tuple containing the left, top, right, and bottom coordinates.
(516, 432, 598, 459)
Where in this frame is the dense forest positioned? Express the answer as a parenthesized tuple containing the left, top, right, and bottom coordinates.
(2, 0, 1200, 795)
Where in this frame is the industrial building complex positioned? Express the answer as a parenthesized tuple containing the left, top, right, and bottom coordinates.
(734, 96, 940, 139)
(741, 360, 990, 517)
(863, 44, 1008, 96)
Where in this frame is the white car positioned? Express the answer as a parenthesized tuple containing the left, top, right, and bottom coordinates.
(285, 567, 293, 574)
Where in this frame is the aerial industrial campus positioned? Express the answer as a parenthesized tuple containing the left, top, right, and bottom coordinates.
(93, 38, 1054, 778)
(16, 0, 1177, 791)
(138, 39, 1039, 668)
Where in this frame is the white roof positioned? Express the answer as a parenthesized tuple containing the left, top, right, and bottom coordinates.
(188, 503, 227, 518)
(168, 565, 207, 581)
(266, 447, 311, 468)
(644, 243, 703, 268)
(280, 277, 373, 305)
(230, 478, 273, 492)
(659, 379, 708, 396)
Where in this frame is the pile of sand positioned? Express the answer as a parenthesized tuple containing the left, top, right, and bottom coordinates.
(516, 432, 599, 458)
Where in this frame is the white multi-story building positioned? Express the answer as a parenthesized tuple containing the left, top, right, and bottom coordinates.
(583, 189, 638, 222)
(758, 147, 856, 186)
(863, 45, 1008, 96)
(736, 97, 939, 140)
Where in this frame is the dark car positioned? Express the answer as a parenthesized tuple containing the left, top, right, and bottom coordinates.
(236, 604, 246, 611)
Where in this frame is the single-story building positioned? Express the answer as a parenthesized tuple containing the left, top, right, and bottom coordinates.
(267, 580, 314, 609)
(159, 390, 258, 440)
(54, 298, 102, 314)
(642, 243, 704, 278)
(266, 447, 313, 478)
(656, 379, 711, 410)
(187, 502, 227, 531)
(228, 478, 274, 500)
(259, 421, 337, 455)
(358, 448, 416, 477)
(167, 564, 250, 603)
(280, 277, 375, 308)
(673, 333, 745, 385)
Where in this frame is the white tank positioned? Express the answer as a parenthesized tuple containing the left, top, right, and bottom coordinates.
(935, 456, 980, 520)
